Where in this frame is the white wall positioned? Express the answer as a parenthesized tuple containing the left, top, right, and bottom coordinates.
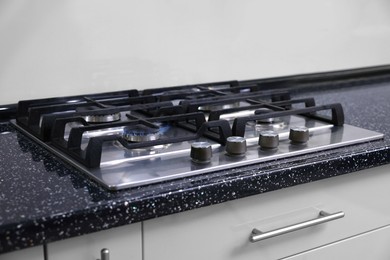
(1, 0, 390, 104)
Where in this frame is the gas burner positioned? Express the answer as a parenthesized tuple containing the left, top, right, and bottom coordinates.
(122, 125, 161, 143)
(112, 138, 170, 157)
(199, 102, 240, 112)
(255, 108, 282, 124)
(254, 121, 286, 133)
(152, 88, 205, 105)
(159, 88, 201, 96)
(122, 122, 171, 143)
(122, 144, 170, 157)
(251, 108, 286, 131)
(76, 105, 122, 123)
(84, 113, 121, 123)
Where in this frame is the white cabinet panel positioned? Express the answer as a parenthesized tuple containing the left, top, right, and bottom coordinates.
(0, 246, 43, 260)
(48, 223, 142, 260)
(144, 165, 390, 260)
(283, 225, 390, 260)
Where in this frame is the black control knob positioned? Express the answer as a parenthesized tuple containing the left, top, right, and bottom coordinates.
(258, 130, 279, 149)
(191, 142, 212, 163)
(226, 136, 247, 156)
(289, 126, 309, 144)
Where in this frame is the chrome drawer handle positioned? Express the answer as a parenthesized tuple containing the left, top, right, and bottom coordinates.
(249, 210, 345, 243)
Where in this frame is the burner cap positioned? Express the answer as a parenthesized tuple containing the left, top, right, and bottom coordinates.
(84, 113, 121, 123)
(77, 106, 121, 123)
(256, 108, 282, 124)
(122, 125, 161, 143)
(198, 102, 240, 112)
(160, 88, 201, 96)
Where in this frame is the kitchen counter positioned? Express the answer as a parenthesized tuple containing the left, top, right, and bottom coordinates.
(0, 77, 389, 254)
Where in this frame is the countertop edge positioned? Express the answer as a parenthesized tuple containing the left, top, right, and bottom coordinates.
(1, 144, 389, 254)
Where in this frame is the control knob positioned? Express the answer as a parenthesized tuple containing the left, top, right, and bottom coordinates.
(191, 142, 212, 163)
(258, 130, 279, 149)
(289, 126, 309, 144)
(226, 136, 247, 156)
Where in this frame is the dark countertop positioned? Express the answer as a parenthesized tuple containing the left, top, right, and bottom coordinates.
(0, 81, 389, 254)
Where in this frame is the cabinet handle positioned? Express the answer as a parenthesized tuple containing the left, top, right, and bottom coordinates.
(249, 210, 345, 243)
(97, 248, 110, 260)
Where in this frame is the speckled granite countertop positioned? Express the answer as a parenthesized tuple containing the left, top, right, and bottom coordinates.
(0, 81, 389, 254)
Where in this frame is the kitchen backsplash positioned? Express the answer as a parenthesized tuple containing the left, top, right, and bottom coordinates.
(1, 0, 390, 104)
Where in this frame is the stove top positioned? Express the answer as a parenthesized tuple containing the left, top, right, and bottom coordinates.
(12, 80, 384, 190)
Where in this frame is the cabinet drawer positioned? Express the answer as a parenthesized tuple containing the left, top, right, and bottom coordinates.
(0, 246, 43, 260)
(48, 222, 142, 260)
(283, 225, 390, 260)
(144, 165, 390, 260)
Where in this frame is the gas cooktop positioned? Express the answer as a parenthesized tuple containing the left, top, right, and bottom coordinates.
(12, 80, 383, 190)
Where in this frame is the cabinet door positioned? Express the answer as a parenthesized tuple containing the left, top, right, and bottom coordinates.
(0, 246, 43, 260)
(143, 165, 390, 260)
(48, 223, 142, 260)
(283, 225, 390, 260)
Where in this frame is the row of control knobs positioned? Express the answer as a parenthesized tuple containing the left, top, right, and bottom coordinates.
(191, 126, 309, 163)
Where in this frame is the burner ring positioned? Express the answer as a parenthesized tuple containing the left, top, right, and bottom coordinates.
(122, 125, 161, 143)
(198, 102, 240, 112)
(84, 113, 121, 123)
(255, 108, 282, 124)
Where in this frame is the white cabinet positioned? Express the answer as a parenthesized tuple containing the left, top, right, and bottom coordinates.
(0, 246, 43, 260)
(143, 164, 390, 260)
(283, 225, 390, 260)
(47, 222, 142, 260)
